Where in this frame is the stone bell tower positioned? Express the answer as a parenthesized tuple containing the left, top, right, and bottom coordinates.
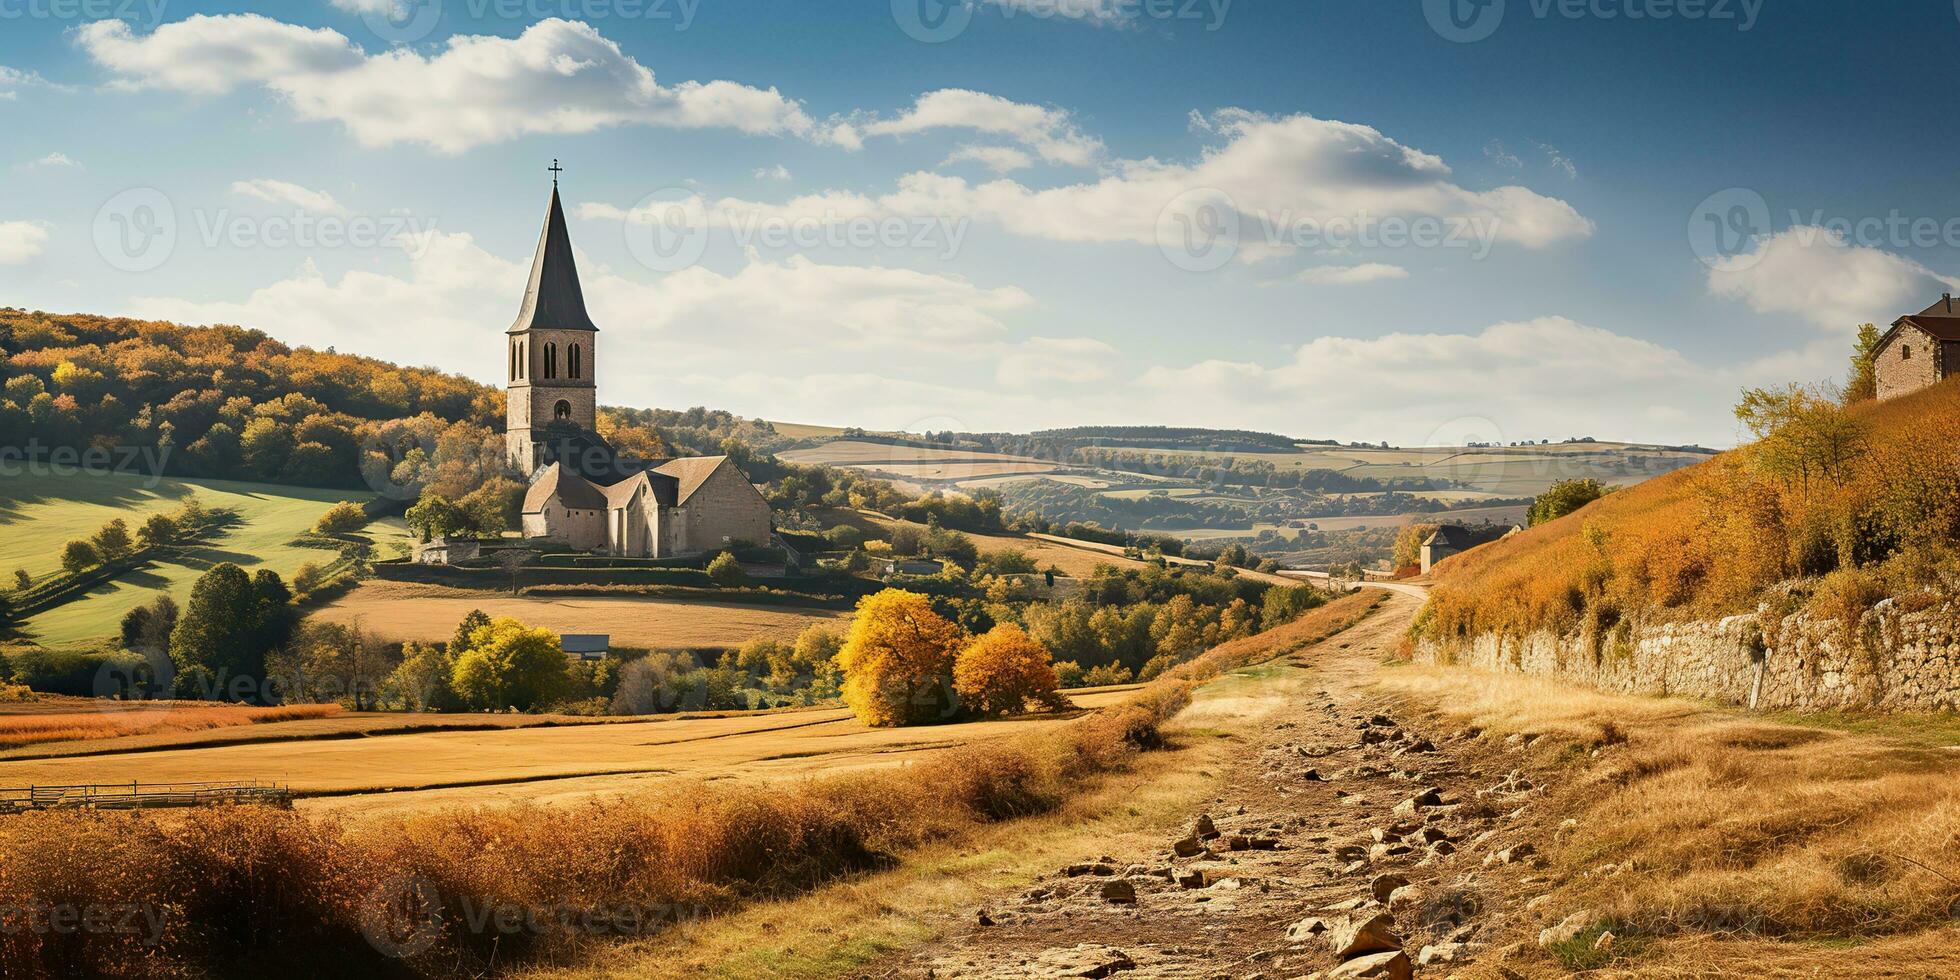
(506, 161, 599, 477)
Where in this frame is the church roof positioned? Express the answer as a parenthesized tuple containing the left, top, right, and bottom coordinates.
(523, 464, 606, 513)
(651, 456, 728, 505)
(508, 186, 598, 335)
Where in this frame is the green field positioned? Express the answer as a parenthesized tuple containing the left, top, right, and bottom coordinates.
(0, 471, 369, 649)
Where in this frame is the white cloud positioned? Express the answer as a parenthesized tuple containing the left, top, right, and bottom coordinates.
(1537, 141, 1577, 179)
(1293, 263, 1409, 285)
(18, 152, 81, 171)
(0, 221, 51, 264)
(78, 16, 825, 153)
(1484, 139, 1521, 169)
(860, 89, 1101, 167)
(752, 165, 792, 181)
(231, 178, 347, 215)
(325, 0, 397, 12)
(944, 145, 1035, 173)
(0, 65, 71, 99)
(1706, 226, 1955, 331)
(1135, 317, 1726, 445)
(988, 0, 1136, 25)
(996, 336, 1118, 387)
(128, 230, 1032, 386)
(585, 110, 1592, 259)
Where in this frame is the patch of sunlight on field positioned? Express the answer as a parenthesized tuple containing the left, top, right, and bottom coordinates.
(3, 471, 367, 648)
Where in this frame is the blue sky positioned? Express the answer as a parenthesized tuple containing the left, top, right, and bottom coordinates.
(2, 0, 1956, 447)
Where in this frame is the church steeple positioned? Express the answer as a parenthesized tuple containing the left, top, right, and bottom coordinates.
(508, 182, 598, 335)
(506, 165, 599, 477)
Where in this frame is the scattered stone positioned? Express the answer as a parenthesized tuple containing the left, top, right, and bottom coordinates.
(1302, 768, 1326, 781)
(1369, 873, 1411, 903)
(977, 908, 996, 926)
(1031, 944, 1136, 978)
(1326, 912, 1402, 959)
(1428, 840, 1456, 857)
(1286, 916, 1330, 942)
(1193, 814, 1219, 839)
(1484, 842, 1537, 867)
(1368, 714, 1398, 728)
(1418, 941, 1466, 965)
(1327, 949, 1414, 980)
(1173, 836, 1207, 858)
(1538, 910, 1599, 947)
(1099, 879, 1136, 904)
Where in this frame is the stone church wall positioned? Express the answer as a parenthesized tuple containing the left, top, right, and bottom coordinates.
(679, 464, 773, 555)
(1414, 596, 1960, 712)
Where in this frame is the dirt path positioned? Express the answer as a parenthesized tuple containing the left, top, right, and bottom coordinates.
(878, 590, 1565, 979)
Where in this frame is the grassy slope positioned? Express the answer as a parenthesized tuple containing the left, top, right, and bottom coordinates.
(1424, 378, 1960, 636)
(0, 470, 366, 648)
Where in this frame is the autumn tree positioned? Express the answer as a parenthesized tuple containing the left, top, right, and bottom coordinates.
(1529, 478, 1609, 526)
(836, 588, 967, 726)
(60, 540, 100, 574)
(138, 513, 180, 549)
(314, 501, 369, 535)
(404, 492, 470, 541)
(92, 519, 134, 561)
(1844, 323, 1882, 404)
(170, 563, 288, 699)
(449, 617, 569, 711)
(1735, 384, 1867, 498)
(953, 623, 1065, 717)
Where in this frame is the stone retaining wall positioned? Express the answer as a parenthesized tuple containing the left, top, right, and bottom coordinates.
(1415, 596, 1960, 712)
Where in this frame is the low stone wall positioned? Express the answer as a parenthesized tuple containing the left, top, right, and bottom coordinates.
(1415, 596, 1960, 712)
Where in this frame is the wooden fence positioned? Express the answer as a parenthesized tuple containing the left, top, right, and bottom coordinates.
(0, 780, 292, 815)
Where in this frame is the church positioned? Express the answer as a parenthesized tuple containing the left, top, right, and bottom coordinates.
(506, 176, 773, 559)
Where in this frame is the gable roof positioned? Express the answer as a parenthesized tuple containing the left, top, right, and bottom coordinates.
(1918, 295, 1960, 317)
(651, 456, 729, 505)
(508, 186, 598, 335)
(523, 463, 606, 513)
(1889, 315, 1960, 343)
(1422, 525, 1474, 549)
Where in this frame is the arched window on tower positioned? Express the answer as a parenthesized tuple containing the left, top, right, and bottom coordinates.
(545, 343, 558, 379)
(554, 400, 572, 422)
(516, 341, 525, 380)
(510, 342, 517, 381)
(570, 344, 582, 379)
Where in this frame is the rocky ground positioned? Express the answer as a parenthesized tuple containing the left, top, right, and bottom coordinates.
(876, 592, 1593, 980)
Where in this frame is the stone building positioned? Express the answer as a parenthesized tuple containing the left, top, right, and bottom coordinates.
(1873, 295, 1960, 400)
(507, 178, 772, 558)
(1419, 525, 1472, 575)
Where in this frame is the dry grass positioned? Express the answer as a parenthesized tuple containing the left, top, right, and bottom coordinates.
(1377, 660, 1960, 974)
(0, 703, 342, 751)
(0, 591, 1380, 980)
(1422, 378, 1960, 641)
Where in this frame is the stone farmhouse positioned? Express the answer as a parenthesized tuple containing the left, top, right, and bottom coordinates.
(506, 179, 772, 558)
(1874, 295, 1960, 400)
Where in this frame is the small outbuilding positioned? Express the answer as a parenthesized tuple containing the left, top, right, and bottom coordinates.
(1874, 294, 1960, 400)
(560, 634, 610, 662)
(415, 536, 481, 565)
(1419, 525, 1474, 575)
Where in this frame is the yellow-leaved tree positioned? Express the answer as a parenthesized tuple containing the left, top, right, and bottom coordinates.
(953, 623, 1066, 718)
(449, 617, 568, 712)
(837, 588, 966, 726)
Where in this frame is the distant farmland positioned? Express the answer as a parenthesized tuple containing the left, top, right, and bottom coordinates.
(313, 581, 852, 648)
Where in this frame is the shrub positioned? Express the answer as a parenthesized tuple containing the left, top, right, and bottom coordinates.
(836, 588, 967, 726)
(313, 501, 369, 535)
(59, 539, 100, 575)
(954, 624, 1065, 717)
(137, 513, 180, 549)
(706, 551, 748, 587)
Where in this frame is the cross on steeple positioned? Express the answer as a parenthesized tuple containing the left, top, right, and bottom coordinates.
(549, 159, 564, 187)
